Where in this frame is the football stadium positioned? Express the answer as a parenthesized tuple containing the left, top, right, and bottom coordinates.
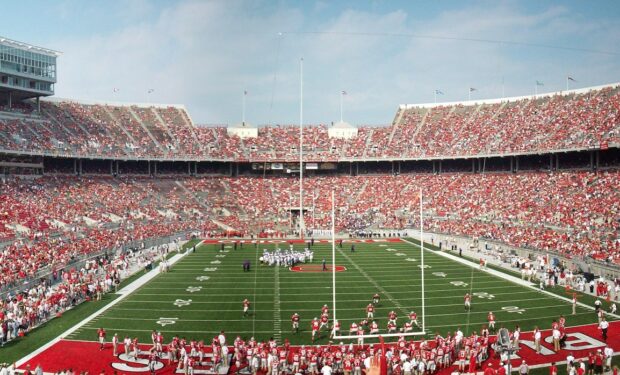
(1, 2, 620, 375)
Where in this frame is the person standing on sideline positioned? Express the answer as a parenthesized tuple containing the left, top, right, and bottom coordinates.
(572, 293, 577, 315)
(599, 317, 609, 341)
(322, 259, 327, 271)
(534, 326, 542, 354)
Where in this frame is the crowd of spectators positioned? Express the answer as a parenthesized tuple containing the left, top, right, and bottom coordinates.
(0, 240, 170, 347)
(1, 169, 618, 292)
(1, 85, 618, 161)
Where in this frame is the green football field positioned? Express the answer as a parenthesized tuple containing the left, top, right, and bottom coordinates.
(67, 239, 606, 345)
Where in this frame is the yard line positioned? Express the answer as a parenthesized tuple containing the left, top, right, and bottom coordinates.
(273, 266, 282, 341)
(336, 247, 411, 317)
(401, 239, 620, 321)
(252, 238, 260, 337)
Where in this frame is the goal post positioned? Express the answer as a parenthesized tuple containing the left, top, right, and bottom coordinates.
(330, 188, 427, 341)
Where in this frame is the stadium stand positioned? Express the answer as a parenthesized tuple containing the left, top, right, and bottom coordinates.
(0, 84, 618, 160)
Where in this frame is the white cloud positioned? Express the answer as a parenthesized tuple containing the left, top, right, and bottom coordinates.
(50, 0, 620, 125)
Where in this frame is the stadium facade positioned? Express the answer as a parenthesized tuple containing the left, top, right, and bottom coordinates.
(0, 36, 59, 110)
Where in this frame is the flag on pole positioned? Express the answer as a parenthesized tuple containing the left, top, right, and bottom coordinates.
(244, 90, 248, 95)
(536, 80, 544, 86)
(469, 87, 477, 92)
(567, 76, 576, 82)
(435, 89, 444, 95)
(113, 88, 119, 93)
(147, 89, 154, 93)
(341, 90, 347, 95)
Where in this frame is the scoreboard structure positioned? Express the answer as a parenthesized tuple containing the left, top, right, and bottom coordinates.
(0, 36, 60, 110)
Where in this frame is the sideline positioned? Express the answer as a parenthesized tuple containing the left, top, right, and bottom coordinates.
(401, 238, 620, 320)
(15, 248, 190, 367)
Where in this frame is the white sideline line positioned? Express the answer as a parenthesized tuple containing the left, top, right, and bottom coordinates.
(400, 239, 620, 320)
(16, 251, 188, 367)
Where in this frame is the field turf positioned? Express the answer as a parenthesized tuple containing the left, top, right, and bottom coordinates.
(67, 239, 609, 345)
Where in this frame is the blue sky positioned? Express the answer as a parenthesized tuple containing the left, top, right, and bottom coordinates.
(3, 0, 619, 125)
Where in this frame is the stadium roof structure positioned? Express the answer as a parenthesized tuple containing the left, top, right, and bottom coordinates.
(0, 36, 62, 57)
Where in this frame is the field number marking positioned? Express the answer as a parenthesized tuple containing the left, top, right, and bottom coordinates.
(502, 306, 526, 314)
(173, 299, 192, 307)
(156, 317, 178, 327)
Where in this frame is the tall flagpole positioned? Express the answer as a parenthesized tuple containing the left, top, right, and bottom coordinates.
(566, 77, 569, 91)
(299, 58, 305, 239)
(468, 88, 471, 101)
(420, 187, 426, 333)
(331, 189, 337, 325)
(434, 90, 437, 104)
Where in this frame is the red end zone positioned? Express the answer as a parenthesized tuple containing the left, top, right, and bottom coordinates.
(18, 322, 619, 374)
(290, 265, 347, 272)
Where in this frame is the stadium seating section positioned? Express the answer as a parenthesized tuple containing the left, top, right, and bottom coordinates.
(0, 86, 618, 160)
(1, 85, 620, 294)
(0, 171, 619, 293)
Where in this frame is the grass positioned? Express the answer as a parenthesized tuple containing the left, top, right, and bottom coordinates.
(0, 239, 201, 364)
(65, 239, 609, 347)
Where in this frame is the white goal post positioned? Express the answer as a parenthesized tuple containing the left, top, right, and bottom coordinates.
(330, 188, 427, 340)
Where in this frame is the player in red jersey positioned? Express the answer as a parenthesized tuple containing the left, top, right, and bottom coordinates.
(387, 321, 397, 333)
(243, 298, 251, 317)
(402, 321, 413, 333)
(487, 311, 496, 332)
(97, 327, 106, 350)
(322, 304, 329, 315)
(458, 348, 467, 372)
(320, 313, 330, 331)
(464, 293, 471, 311)
(366, 303, 375, 319)
(349, 321, 359, 335)
(388, 310, 397, 325)
(369, 321, 379, 334)
(311, 317, 320, 342)
(559, 315, 566, 328)
(409, 311, 419, 327)
(132, 337, 139, 359)
(155, 332, 164, 354)
(292, 313, 300, 333)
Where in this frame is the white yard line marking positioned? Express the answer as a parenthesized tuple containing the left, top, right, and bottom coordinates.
(273, 266, 282, 341)
(401, 239, 620, 320)
(252, 246, 260, 337)
(336, 247, 410, 317)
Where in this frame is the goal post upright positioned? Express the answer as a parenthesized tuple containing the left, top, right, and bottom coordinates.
(420, 187, 426, 333)
(331, 189, 337, 325)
